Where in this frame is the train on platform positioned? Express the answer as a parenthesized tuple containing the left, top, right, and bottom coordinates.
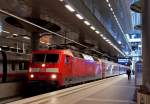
(28, 49, 129, 87)
(0, 51, 30, 82)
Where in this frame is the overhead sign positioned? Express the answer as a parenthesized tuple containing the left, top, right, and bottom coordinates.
(118, 59, 129, 62)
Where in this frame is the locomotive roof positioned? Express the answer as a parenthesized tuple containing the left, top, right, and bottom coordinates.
(32, 49, 73, 56)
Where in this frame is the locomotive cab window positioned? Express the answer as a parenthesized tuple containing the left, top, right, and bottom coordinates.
(32, 54, 59, 63)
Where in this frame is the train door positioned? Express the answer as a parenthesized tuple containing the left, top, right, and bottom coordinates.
(0, 50, 7, 82)
(63, 55, 72, 85)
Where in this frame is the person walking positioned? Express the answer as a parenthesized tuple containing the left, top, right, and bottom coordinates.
(126, 69, 131, 80)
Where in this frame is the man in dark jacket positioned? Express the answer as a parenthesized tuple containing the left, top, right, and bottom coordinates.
(127, 69, 131, 80)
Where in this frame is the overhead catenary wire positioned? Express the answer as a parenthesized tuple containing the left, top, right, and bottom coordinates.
(0, 8, 120, 58)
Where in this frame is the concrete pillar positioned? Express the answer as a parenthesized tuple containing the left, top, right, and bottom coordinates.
(142, 0, 150, 91)
(31, 32, 40, 50)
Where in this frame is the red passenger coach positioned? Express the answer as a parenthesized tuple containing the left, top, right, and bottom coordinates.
(28, 49, 129, 88)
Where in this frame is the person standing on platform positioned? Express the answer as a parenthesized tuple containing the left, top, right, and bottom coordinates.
(126, 69, 131, 80)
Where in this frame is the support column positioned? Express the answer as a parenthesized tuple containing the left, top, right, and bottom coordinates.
(142, 0, 150, 91)
(137, 0, 150, 104)
(31, 32, 40, 50)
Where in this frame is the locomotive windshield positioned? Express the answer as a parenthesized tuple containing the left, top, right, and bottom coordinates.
(32, 54, 59, 63)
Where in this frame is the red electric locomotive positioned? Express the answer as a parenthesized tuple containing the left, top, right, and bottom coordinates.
(28, 49, 128, 87)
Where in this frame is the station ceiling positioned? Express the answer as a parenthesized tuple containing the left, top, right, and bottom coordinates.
(0, 0, 133, 59)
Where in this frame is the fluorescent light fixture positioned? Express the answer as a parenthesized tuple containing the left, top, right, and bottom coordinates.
(138, 45, 142, 47)
(12, 33, 18, 36)
(23, 36, 30, 40)
(10, 47, 15, 48)
(90, 26, 95, 30)
(106, 39, 109, 42)
(118, 41, 121, 44)
(108, 3, 111, 7)
(0, 47, 1, 51)
(2, 30, 10, 34)
(2, 45, 8, 47)
(65, 5, 75, 12)
(110, 8, 113, 11)
(110, 43, 113, 45)
(95, 31, 100, 34)
(47, 43, 50, 45)
(40, 41, 45, 44)
(114, 15, 117, 19)
(100, 34, 103, 37)
(112, 12, 115, 15)
(106, 0, 109, 3)
(103, 37, 107, 40)
(84, 21, 90, 25)
(59, 0, 63, 1)
(108, 41, 111, 44)
(116, 19, 119, 23)
(76, 14, 84, 19)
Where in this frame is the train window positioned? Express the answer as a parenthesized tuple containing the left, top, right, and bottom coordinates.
(19, 63, 23, 70)
(19, 62, 29, 70)
(16, 64, 19, 70)
(32, 54, 59, 63)
(24, 62, 29, 70)
(46, 54, 59, 63)
(32, 54, 45, 62)
(65, 55, 70, 64)
(11, 63, 15, 71)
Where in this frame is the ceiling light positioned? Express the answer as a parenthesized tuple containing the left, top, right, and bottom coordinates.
(0, 47, 1, 51)
(90, 26, 95, 30)
(12, 33, 18, 36)
(100, 34, 103, 37)
(2, 45, 8, 47)
(10, 47, 15, 48)
(138, 45, 142, 47)
(106, 39, 109, 42)
(2, 30, 10, 34)
(47, 43, 50, 45)
(114, 15, 117, 19)
(59, 0, 63, 1)
(103, 37, 107, 40)
(65, 5, 75, 12)
(110, 8, 113, 11)
(106, 0, 109, 3)
(84, 21, 90, 25)
(40, 41, 45, 44)
(95, 31, 100, 34)
(110, 43, 113, 46)
(108, 41, 111, 44)
(112, 12, 115, 15)
(108, 3, 111, 7)
(118, 41, 122, 44)
(76, 14, 84, 19)
(23, 36, 30, 40)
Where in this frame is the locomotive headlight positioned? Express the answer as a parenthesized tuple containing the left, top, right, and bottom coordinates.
(42, 63, 46, 67)
(51, 74, 57, 79)
(30, 74, 34, 78)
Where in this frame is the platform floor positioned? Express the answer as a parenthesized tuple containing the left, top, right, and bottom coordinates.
(77, 75, 136, 104)
(9, 75, 136, 104)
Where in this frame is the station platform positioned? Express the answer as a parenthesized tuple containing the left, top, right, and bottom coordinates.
(8, 75, 136, 104)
